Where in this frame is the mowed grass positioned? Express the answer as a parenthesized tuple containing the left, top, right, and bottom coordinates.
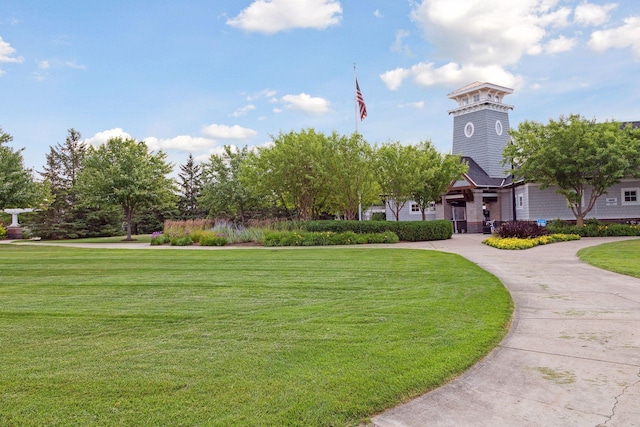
(578, 238, 640, 278)
(0, 246, 512, 426)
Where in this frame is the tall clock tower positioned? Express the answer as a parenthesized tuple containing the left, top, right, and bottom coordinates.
(448, 82, 514, 178)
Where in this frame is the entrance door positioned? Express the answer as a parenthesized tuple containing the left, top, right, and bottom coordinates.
(451, 204, 467, 233)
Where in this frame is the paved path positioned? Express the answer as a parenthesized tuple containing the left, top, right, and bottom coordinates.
(374, 234, 640, 427)
(5, 235, 640, 425)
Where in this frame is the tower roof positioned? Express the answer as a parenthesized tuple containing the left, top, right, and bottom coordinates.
(447, 81, 514, 116)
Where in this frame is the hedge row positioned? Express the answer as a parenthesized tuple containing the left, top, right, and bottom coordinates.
(546, 221, 640, 237)
(263, 231, 399, 247)
(299, 220, 453, 241)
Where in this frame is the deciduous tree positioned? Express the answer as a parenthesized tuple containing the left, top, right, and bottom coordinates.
(77, 137, 177, 240)
(505, 114, 640, 226)
(0, 128, 40, 209)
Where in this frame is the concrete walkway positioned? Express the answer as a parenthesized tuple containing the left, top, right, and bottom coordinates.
(374, 234, 640, 427)
(5, 235, 640, 425)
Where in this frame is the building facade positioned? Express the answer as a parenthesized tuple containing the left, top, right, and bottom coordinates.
(387, 81, 640, 232)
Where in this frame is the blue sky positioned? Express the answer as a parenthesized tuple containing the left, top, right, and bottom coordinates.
(2, 0, 640, 172)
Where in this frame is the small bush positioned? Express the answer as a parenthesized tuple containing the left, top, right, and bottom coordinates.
(495, 221, 549, 239)
(150, 231, 170, 246)
(0, 224, 6, 240)
(199, 232, 227, 246)
(170, 235, 193, 246)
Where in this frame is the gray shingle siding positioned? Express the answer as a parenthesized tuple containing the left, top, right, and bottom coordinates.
(518, 182, 640, 221)
(452, 109, 511, 179)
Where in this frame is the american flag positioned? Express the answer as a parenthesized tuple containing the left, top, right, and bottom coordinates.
(356, 79, 367, 121)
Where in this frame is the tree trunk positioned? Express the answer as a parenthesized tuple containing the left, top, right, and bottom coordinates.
(125, 207, 133, 240)
(575, 214, 584, 227)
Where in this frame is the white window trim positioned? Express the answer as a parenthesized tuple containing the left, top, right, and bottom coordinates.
(410, 202, 421, 214)
(516, 194, 524, 210)
(621, 187, 640, 205)
(464, 122, 474, 138)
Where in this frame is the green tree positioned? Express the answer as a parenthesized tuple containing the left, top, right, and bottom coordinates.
(200, 145, 264, 225)
(30, 129, 121, 239)
(505, 114, 640, 226)
(411, 142, 468, 220)
(242, 129, 332, 220)
(374, 141, 426, 221)
(178, 153, 205, 220)
(325, 132, 379, 220)
(77, 137, 177, 240)
(0, 128, 39, 209)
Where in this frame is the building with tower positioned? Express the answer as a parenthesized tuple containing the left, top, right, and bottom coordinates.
(386, 81, 640, 232)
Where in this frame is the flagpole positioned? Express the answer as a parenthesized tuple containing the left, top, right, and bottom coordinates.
(353, 63, 358, 134)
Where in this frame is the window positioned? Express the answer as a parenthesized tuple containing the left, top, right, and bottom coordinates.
(464, 122, 474, 138)
(462, 97, 468, 105)
(410, 203, 420, 214)
(495, 96, 501, 103)
(473, 94, 480, 102)
(622, 188, 639, 205)
(517, 194, 524, 209)
(495, 120, 503, 136)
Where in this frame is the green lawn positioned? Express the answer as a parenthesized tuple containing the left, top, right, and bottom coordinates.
(578, 238, 640, 278)
(0, 246, 512, 426)
(31, 234, 152, 243)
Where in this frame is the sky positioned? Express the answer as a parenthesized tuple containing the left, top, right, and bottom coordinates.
(2, 0, 640, 173)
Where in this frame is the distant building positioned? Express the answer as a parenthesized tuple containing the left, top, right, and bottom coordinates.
(387, 81, 640, 232)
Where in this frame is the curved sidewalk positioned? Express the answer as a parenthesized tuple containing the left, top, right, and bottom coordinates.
(374, 234, 640, 427)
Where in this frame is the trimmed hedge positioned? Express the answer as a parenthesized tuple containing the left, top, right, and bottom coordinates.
(263, 231, 399, 247)
(299, 220, 453, 241)
(547, 220, 640, 237)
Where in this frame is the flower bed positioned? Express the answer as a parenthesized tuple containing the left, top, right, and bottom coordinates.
(483, 233, 580, 250)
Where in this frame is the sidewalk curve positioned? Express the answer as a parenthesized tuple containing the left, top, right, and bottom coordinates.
(373, 234, 640, 427)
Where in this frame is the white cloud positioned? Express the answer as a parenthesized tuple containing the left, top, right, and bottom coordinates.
(144, 135, 216, 152)
(374, 10, 383, 18)
(0, 37, 23, 63)
(574, 2, 617, 26)
(38, 60, 50, 69)
(226, 0, 342, 34)
(544, 35, 578, 54)
(202, 124, 258, 139)
(391, 30, 412, 55)
(281, 93, 330, 114)
(246, 88, 277, 101)
(84, 128, 134, 147)
(399, 101, 424, 109)
(381, 61, 522, 91)
(588, 16, 640, 57)
(232, 104, 256, 117)
(383, 0, 583, 89)
(65, 60, 86, 70)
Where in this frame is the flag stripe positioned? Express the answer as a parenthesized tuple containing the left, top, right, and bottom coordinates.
(356, 79, 367, 121)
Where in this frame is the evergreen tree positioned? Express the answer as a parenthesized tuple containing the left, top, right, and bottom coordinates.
(30, 129, 122, 239)
(177, 153, 205, 219)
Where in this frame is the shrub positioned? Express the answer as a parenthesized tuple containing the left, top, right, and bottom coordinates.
(0, 224, 6, 240)
(262, 231, 399, 247)
(170, 235, 193, 246)
(199, 232, 227, 246)
(495, 221, 549, 239)
(547, 220, 640, 237)
(300, 220, 452, 241)
(150, 231, 170, 246)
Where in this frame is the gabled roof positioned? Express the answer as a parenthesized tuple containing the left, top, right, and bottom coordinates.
(461, 156, 510, 188)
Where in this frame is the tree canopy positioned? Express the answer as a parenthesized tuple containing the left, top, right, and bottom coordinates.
(504, 114, 640, 226)
(0, 128, 40, 210)
(77, 137, 177, 240)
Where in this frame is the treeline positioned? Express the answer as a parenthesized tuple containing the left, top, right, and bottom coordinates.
(0, 127, 467, 240)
